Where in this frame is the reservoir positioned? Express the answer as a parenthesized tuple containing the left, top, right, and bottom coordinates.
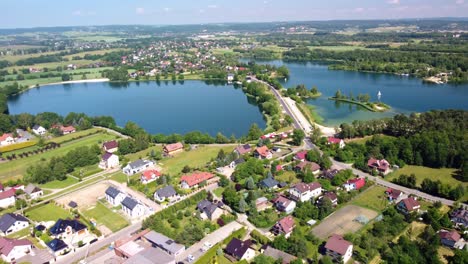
(7, 81, 266, 136)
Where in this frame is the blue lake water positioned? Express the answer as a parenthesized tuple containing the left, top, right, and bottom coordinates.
(7, 81, 266, 136)
(242, 59, 468, 126)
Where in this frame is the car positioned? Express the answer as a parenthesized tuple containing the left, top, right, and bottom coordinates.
(187, 255, 195, 262)
(204, 242, 213, 249)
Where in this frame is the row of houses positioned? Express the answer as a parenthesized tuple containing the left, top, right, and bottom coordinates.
(0, 183, 43, 208)
(105, 186, 148, 218)
(0, 129, 34, 146)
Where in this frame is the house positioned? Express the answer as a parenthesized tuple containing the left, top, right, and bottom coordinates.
(49, 219, 88, 238)
(124, 247, 175, 264)
(0, 189, 16, 208)
(0, 213, 29, 236)
(32, 125, 46, 136)
(289, 182, 322, 202)
(324, 234, 353, 264)
(60, 125, 76, 135)
(227, 73, 235, 82)
(105, 186, 126, 206)
(121, 197, 146, 218)
(229, 158, 245, 169)
(450, 209, 468, 227)
(385, 188, 403, 202)
(15, 129, 33, 143)
(102, 140, 119, 153)
(0, 237, 32, 262)
(163, 142, 184, 155)
(197, 200, 223, 221)
(24, 183, 43, 199)
(0, 133, 14, 146)
(367, 158, 391, 175)
(294, 150, 308, 162)
(321, 169, 340, 180)
(140, 169, 161, 184)
(271, 196, 296, 214)
(46, 238, 68, 254)
(343, 178, 366, 191)
(254, 146, 273, 160)
(154, 186, 179, 202)
(225, 238, 255, 261)
(143, 231, 185, 256)
(259, 177, 279, 189)
(294, 161, 321, 175)
(123, 159, 154, 175)
(99, 152, 120, 169)
(180, 172, 214, 189)
(261, 246, 297, 264)
(397, 197, 420, 215)
(322, 192, 338, 206)
(234, 144, 252, 156)
(327, 137, 346, 149)
(439, 230, 463, 249)
(272, 215, 295, 238)
(255, 197, 272, 211)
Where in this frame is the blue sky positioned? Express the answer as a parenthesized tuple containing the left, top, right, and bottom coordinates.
(2, 0, 468, 28)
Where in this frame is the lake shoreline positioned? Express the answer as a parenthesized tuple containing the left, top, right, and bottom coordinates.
(328, 97, 390, 112)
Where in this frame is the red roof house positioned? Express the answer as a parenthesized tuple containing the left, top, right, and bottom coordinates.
(439, 230, 462, 248)
(294, 151, 308, 162)
(102, 140, 119, 153)
(397, 197, 420, 214)
(385, 188, 403, 202)
(343, 178, 365, 191)
(368, 158, 391, 175)
(327, 137, 345, 148)
(180, 172, 214, 189)
(140, 170, 161, 184)
(60, 126, 76, 134)
(0, 237, 33, 262)
(254, 146, 272, 160)
(163, 142, 184, 155)
(325, 234, 353, 263)
(272, 215, 295, 238)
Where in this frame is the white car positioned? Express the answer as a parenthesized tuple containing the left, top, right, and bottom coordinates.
(187, 255, 195, 262)
(200, 242, 213, 252)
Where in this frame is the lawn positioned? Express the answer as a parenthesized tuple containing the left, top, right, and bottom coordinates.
(26, 203, 72, 222)
(160, 145, 235, 176)
(346, 134, 395, 145)
(351, 185, 389, 212)
(108, 171, 128, 183)
(386, 165, 462, 187)
(82, 202, 129, 232)
(276, 170, 301, 184)
(213, 187, 224, 198)
(124, 145, 163, 161)
(0, 132, 116, 181)
(39, 176, 79, 189)
(70, 164, 103, 178)
(49, 128, 105, 143)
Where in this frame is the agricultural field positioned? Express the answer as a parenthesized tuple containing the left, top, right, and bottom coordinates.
(351, 185, 389, 212)
(25, 203, 72, 222)
(82, 202, 129, 232)
(0, 50, 61, 63)
(308, 45, 368, 51)
(62, 48, 129, 60)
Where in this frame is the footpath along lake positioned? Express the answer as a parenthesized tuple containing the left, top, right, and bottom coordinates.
(243, 59, 468, 126)
(8, 81, 266, 136)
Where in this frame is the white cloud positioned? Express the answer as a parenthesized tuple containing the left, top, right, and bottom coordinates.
(456, 0, 464, 4)
(136, 7, 145, 15)
(199, 9, 205, 13)
(72, 10, 96, 16)
(73, 10, 82, 16)
(263, 0, 269, 4)
(353, 7, 365, 12)
(387, 0, 400, 4)
(207, 5, 218, 9)
(163, 7, 171, 12)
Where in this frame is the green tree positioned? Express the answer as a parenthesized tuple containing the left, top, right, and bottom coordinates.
(247, 123, 263, 141)
(292, 129, 305, 146)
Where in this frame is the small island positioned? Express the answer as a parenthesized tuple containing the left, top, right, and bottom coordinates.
(329, 90, 390, 112)
(284, 84, 322, 101)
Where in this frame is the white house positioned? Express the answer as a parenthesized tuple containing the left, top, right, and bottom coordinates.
(225, 238, 255, 261)
(121, 197, 146, 218)
(99, 152, 120, 169)
(140, 169, 161, 185)
(154, 185, 179, 203)
(105, 186, 126, 206)
(122, 159, 154, 175)
(0, 189, 16, 208)
(0, 133, 15, 146)
(272, 196, 296, 214)
(0, 213, 29, 236)
(325, 234, 353, 264)
(327, 137, 346, 149)
(24, 184, 43, 200)
(32, 125, 47, 136)
(289, 182, 322, 202)
(0, 237, 32, 263)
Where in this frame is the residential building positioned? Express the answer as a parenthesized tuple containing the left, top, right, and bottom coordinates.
(324, 234, 353, 264)
(105, 186, 126, 206)
(49, 219, 88, 238)
(15, 129, 33, 143)
(197, 200, 223, 221)
(438, 230, 464, 249)
(143, 231, 185, 256)
(255, 197, 272, 211)
(261, 246, 297, 264)
(234, 144, 252, 156)
(327, 137, 346, 149)
(0, 237, 32, 262)
(121, 197, 146, 218)
(397, 197, 420, 215)
(46, 238, 68, 254)
(227, 73, 235, 82)
(102, 140, 119, 153)
(229, 158, 245, 169)
(259, 177, 279, 189)
(154, 186, 178, 202)
(385, 188, 403, 202)
(294, 161, 321, 175)
(180, 172, 214, 189)
(367, 158, 391, 175)
(123, 159, 154, 175)
(271, 196, 296, 214)
(225, 238, 255, 261)
(163, 142, 184, 155)
(24, 183, 43, 199)
(141, 169, 161, 185)
(272, 215, 295, 238)
(60, 125, 76, 135)
(32, 125, 46, 136)
(0, 189, 16, 208)
(289, 182, 322, 202)
(99, 152, 120, 169)
(450, 209, 468, 227)
(294, 150, 308, 162)
(321, 169, 340, 180)
(0, 133, 14, 146)
(0, 213, 29, 236)
(343, 178, 366, 191)
(322, 192, 338, 206)
(254, 146, 273, 160)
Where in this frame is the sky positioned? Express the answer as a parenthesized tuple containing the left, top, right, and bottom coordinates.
(1, 0, 468, 28)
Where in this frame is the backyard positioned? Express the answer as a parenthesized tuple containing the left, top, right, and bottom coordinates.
(351, 185, 389, 212)
(25, 203, 72, 222)
(82, 202, 129, 232)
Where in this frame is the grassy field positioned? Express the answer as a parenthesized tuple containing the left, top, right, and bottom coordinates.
(0, 132, 115, 181)
(276, 170, 301, 184)
(213, 187, 224, 198)
(82, 202, 128, 232)
(62, 48, 129, 60)
(351, 185, 389, 212)
(1, 50, 61, 63)
(124, 145, 163, 161)
(70, 165, 103, 178)
(387, 165, 462, 187)
(4, 59, 97, 72)
(160, 145, 235, 176)
(346, 134, 395, 145)
(49, 128, 104, 143)
(39, 176, 79, 189)
(308, 45, 368, 51)
(26, 203, 72, 222)
(108, 171, 128, 183)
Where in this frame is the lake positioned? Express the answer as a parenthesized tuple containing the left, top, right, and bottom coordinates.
(7, 81, 266, 136)
(242, 59, 468, 126)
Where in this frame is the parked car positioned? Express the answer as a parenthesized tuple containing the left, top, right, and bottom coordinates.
(187, 255, 195, 262)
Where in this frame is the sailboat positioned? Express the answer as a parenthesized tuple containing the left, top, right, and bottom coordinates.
(377, 91, 382, 101)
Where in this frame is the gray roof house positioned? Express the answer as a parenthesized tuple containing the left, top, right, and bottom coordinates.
(0, 213, 29, 236)
(121, 197, 146, 218)
(197, 200, 223, 221)
(105, 186, 126, 206)
(24, 183, 43, 199)
(259, 177, 279, 189)
(143, 231, 185, 256)
(122, 159, 154, 175)
(154, 186, 178, 202)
